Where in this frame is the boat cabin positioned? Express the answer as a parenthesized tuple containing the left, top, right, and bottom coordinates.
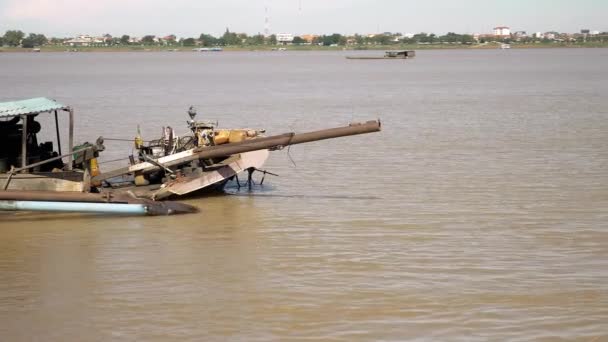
(0, 97, 102, 192)
(384, 50, 416, 58)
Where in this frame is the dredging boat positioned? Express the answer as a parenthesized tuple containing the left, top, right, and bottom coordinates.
(0, 98, 381, 216)
(346, 50, 416, 60)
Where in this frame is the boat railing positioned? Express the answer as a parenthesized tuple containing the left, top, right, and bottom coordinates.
(2, 145, 95, 190)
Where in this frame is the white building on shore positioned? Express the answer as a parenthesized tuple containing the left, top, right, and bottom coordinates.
(64, 34, 105, 46)
(276, 33, 294, 44)
(493, 26, 511, 37)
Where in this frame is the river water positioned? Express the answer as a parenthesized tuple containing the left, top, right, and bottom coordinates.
(0, 49, 607, 341)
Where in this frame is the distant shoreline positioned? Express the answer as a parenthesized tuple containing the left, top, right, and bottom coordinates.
(1, 43, 607, 53)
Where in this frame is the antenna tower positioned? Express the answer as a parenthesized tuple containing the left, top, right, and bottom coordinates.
(264, 4, 270, 36)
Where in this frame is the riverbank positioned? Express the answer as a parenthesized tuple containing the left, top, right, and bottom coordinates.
(1, 42, 607, 53)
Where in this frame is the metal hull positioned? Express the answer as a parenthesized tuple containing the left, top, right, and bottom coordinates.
(153, 150, 269, 200)
(104, 150, 270, 200)
(0, 171, 86, 192)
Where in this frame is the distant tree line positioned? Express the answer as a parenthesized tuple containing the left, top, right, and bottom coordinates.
(2, 28, 606, 48)
(0, 29, 484, 48)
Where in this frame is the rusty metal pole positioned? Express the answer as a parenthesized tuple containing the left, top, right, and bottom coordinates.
(20, 114, 27, 173)
(54, 110, 62, 155)
(68, 108, 74, 171)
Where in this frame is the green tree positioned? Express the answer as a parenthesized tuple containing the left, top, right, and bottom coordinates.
(182, 38, 196, 46)
(413, 32, 428, 43)
(21, 33, 46, 48)
(3, 30, 25, 47)
(354, 34, 365, 45)
(199, 33, 217, 47)
(402, 36, 416, 44)
(371, 34, 392, 45)
(461, 34, 474, 44)
(439, 32, 460, 43)
(268, 34, 277, 45)
(249, 34, 265, 45)
(331, 33, 343, 45)
(120, 35, 130, 45)
(292, 36, 306, 44)
(21, 34, 35, 48)
(222, 28, 240, 45)
(142, 35, 155, 45)
(319, 33, 343, 46)
(0, 36, 4, 46)
(237, 33, 248, 43)
(32, 33, 47, 46)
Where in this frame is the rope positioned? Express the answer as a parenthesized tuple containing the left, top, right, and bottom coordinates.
(103, 138, 152, 143)
(98, 157, 130, 164)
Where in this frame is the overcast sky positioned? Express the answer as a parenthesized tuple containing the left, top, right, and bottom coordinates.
(0, 0, 606, 37)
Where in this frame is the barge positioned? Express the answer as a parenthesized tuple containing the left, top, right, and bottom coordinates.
(0, 98, 381, 216)
(346, 50, 416, 60)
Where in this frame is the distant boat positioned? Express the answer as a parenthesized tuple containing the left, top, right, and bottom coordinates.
(32, 48, 41, 52)
(346, 50, 416, 60)
(501, 43, 511, 49)
(193, 47, 223, 52)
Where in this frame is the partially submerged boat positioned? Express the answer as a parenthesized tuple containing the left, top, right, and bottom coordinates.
(0, 98, 381, 215)
(346, 50, 416, 60)
(96, 106, 381, 200)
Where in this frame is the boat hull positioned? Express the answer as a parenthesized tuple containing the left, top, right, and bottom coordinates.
(152, 149, 269, 200)
(0, 171, 86, 192)
(346, 56, 412, 60)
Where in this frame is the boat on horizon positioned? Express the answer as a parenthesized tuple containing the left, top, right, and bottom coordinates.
(346, 50, 416, 60)
(192, 47, 223, 52)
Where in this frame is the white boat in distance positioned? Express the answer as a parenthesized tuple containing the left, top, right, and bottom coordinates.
(192, 47, 223, 52)
(501, 43, 511, 49)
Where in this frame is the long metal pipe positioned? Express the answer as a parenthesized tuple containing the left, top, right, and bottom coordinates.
(167, 120, 382, 169)
(0, 190, 199, 215)
(93, 120, 381, 182)
(0, 200, 148, 215)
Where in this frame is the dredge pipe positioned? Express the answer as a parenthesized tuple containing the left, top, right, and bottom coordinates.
(0, 201, 148, 215)
(179, 120, 382, 167)
(93, 120, 381, 182)
(0, 190, 199, 215)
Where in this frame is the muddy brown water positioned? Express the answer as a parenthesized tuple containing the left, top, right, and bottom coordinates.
(1, 49, 607, 341)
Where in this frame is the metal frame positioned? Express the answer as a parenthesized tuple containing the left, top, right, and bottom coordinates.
(20, 114, 27, 172)
(15, 107, 74, 174)
(54, 110, 62, 155)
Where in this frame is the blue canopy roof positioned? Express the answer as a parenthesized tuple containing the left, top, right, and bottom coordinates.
(0, 97, 69, 118)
